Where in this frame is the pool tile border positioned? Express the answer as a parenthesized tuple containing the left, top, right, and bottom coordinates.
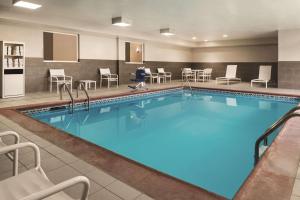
(22, 87, 300, 115)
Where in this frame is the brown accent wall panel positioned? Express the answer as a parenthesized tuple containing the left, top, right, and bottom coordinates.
(125, 42, 130, 62)
(43, 32, 53, 60)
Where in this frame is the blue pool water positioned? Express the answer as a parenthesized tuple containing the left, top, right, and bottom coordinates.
(28, 89, 299, 199)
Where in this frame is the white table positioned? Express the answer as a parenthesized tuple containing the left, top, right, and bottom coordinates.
(191, 69, 204, 82)
(79, 80, 96, 90)
(157, 75, 165, 84)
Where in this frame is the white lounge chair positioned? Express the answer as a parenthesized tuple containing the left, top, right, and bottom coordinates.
(99, 68, 118, 88)
(251, 65, 272, 88)
(216, 65, 241, 85)
(145, 68, 158, 84)
(197, 68, 212, 82)
(0, 142, 90, 200)
(49, 69, 73, 93)
(0, 131, 19, 176)
(182, 68, 195, 81)
(157, 68, 172, 83)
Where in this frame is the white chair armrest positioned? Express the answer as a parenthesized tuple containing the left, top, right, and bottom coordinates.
(0, 142, 41, 169)
(65, 76, 73, 80)
(0, 131, 20, 144)
(21, 176, 90, 200)
(51, 76, 59, 82)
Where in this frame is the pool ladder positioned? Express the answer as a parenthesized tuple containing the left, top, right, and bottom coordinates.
(76, 82, 90, 111)
(59, 83, 90, 113)
(254, 106, 300, 166)
(182, 78, 192, 90)
(59, 83, 74, 113)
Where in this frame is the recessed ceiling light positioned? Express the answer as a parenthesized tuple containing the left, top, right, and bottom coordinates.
(192, 36, 197, 40)
(160, 28, 175, 36)
(112, 17, 131, 27)
(204, 39, 208, 42)
(13, 0, 41, 9)
(222, 34, 228, 38)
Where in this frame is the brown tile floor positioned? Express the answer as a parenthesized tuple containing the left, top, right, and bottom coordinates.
(1, 80, 300, 200)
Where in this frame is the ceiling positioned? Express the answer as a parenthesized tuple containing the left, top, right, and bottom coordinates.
(0, 0, 299, 47)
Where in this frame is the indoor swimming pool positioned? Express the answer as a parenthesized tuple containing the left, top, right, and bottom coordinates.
(26, 89, 299, 199)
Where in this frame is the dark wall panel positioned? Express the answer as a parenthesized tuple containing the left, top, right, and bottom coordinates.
(278, 61, 300, 89)
(25, 58, 279, 93)
(118, 61, 193, 84)
(192, 62, 278, 84)
(25, 58, 117, 93)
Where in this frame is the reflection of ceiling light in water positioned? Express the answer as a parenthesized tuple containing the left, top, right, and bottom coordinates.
(112, 17, 131, 27)
(136, 47, 140, 53)
(13, 0, 42, 9)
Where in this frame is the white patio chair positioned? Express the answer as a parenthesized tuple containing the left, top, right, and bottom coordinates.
(216, 65, 241, 85)
(157, 68, 172, 83)
(0, 131, 19, 176)
(99, 68, 118, 88)
(182, 68, 195, 81)
(0, 142, 90, 200)
(197, 68, 212, 82)
(251, 65, 272, 88)
(49, 69, 73, 94)
(145, 68, 158, 84)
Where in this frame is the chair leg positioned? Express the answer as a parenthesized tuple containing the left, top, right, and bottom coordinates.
(108, 80, 110, 88)
(100, 78, 102, 88)
(266, 82, 268, 88)
(50, 81, 52, 92)
(57, 84, 59, 94)
(251, 81, 253, 87)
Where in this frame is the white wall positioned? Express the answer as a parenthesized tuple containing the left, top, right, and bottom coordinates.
(0, 24, 43, 57)
(0, 22, 279, 63)
(117, 38, 193, 62)
(144, 42, 192, 62)
(278, 29, 300, 61)
(192, 45, 278, 63)
(80, 35, 117, 60)
(0, 23, 118, 60)
(0, 23, 194, 62)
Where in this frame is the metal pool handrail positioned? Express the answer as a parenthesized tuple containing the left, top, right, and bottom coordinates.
(59, 83, 74, 113)
(76, 82, 90, 111)
(254, 106, 300, 165)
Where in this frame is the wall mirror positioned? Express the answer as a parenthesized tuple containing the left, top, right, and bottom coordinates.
(125, 42, 144, 64)
(43, 31, 79, 62)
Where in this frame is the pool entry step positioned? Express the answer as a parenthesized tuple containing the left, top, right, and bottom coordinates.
(59, 82, 90, 113)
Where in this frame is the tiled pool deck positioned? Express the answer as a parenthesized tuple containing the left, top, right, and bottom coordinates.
(0, 80, 300, 200)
